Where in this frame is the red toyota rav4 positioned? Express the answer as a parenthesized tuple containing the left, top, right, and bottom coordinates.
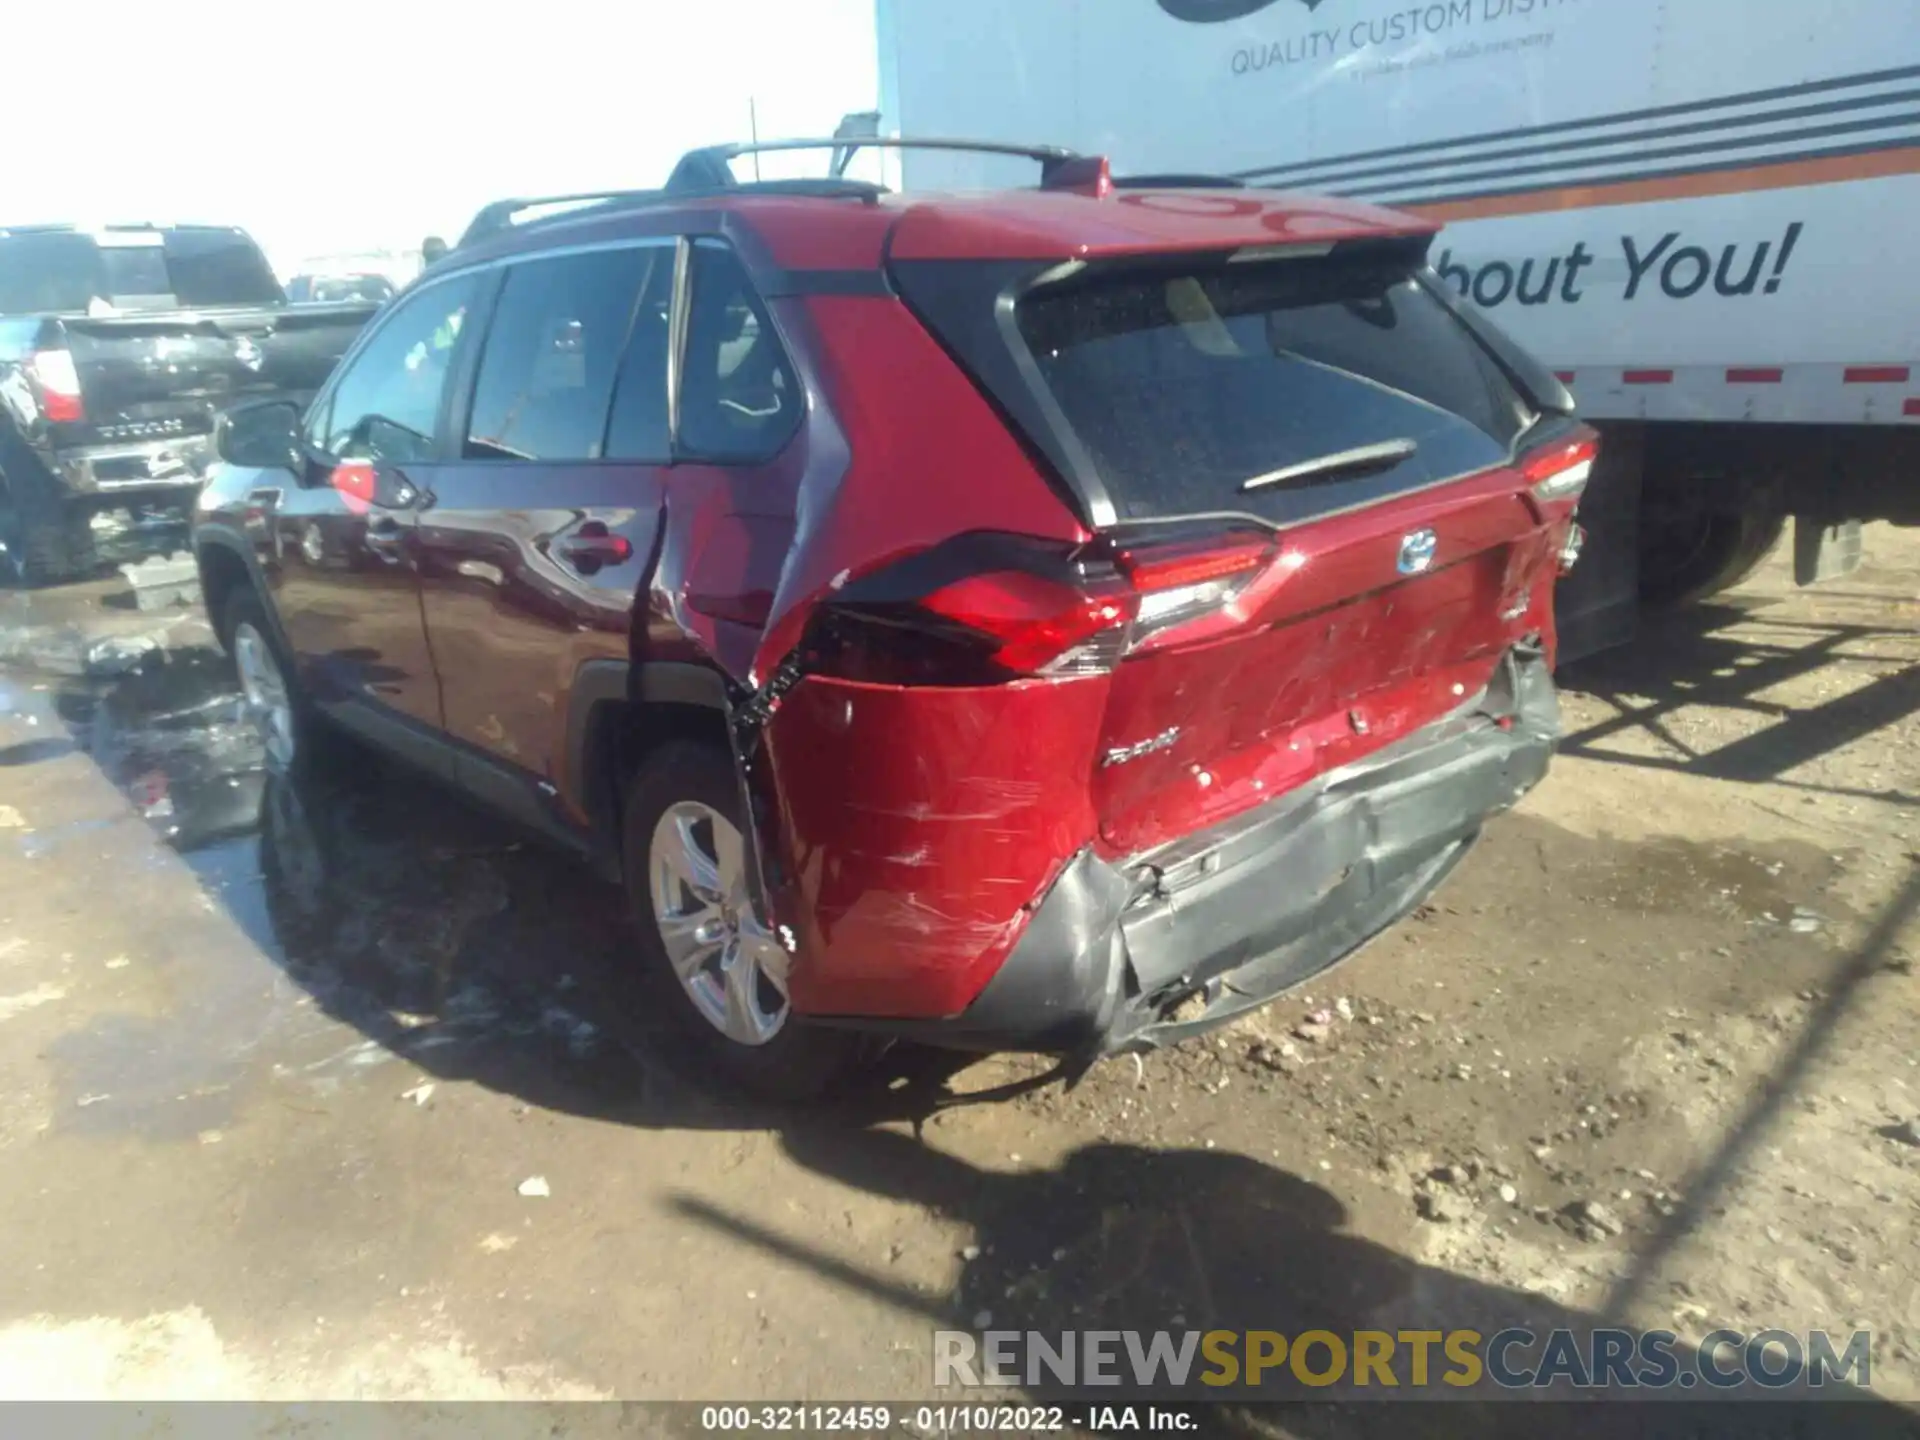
(195, 139, 1591, 1096)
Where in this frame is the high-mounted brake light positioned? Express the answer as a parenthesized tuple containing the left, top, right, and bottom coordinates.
(1523, 431, 1599, 502)
(28, 350, 84, 424)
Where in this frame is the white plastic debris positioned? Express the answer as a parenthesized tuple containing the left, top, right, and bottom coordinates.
(402, 1083, 435, 1107)
(118, 552, 200, 612)
(517, 1175, 551, 1198)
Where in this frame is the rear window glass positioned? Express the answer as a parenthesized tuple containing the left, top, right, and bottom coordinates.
(1016, 253, 1531, 523)
(0, 233, 106, 313)
(154, 230, 283, 307)
(0, 229, 280, 314)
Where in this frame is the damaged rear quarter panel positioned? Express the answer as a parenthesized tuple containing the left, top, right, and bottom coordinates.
(767, 673, 1108, 1019)
(747, 292, 1088, 681)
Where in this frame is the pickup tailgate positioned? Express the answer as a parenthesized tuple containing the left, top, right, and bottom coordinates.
(59, 303, 373, 447)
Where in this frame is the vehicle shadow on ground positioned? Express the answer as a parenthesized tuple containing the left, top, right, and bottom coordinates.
(670, 1124, 1907, 1436)
(1557, 600, 1920, 804)
(244, 755, 992, 1133)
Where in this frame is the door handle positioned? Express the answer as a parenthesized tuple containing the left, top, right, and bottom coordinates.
(555, 521, 634, 573)
(364, 515, 406, 556)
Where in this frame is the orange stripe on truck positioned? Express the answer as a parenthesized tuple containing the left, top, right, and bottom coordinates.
(1405, 145, 1920, 223)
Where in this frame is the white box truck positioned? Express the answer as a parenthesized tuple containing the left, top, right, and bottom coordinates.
(873, 0, 1920, 655)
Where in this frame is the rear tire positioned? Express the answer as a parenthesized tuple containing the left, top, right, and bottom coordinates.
(620, 739, 867, 1102)
(1638, 506, 1785, 609)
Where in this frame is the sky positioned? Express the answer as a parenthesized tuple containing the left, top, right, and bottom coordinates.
(8, 0, 880, 273)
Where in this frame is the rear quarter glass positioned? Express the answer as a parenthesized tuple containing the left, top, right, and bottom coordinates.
(895, 242, 1538, 528)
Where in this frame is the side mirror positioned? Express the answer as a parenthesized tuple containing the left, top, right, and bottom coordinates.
(216, 399, 303, 471)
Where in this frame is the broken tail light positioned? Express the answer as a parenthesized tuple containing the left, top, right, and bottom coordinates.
(916, 569, 1135, 676)
(28, 350, 84, 424)
(1522, 429, 1599, 503)
(803, 528, 1278, 686)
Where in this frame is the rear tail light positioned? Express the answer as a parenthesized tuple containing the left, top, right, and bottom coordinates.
(28, 350, 84, 424)
(1522, 429, 1599, 503)
(1114, 533, 1275, 638)
(917, 570, 1133, 676)
(803, 529, 1278, 686)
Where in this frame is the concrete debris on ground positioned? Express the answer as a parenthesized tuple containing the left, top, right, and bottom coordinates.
(1563, 1199, 1627, 1243)
(117, 553, 201, 613)
(1416, 1189, 1475, 1224)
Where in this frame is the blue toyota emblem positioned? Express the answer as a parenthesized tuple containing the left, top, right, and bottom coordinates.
(1397, 528, 1438, 575)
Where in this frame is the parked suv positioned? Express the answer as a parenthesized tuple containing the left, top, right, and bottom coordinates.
(193, 139, 1592, 1096)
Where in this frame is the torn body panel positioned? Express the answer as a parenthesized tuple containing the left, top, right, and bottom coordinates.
(819, 645, 1558, 1057)
(762, 672, 1107, 1018)
(746, 292, 1089, 683)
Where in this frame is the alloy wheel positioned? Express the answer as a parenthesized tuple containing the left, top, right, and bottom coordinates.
(648, 800, 790, 1046)
(233, 621, 297, 771)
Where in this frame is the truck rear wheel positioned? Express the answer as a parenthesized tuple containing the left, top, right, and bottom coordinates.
(1638, 505, 1785, 610)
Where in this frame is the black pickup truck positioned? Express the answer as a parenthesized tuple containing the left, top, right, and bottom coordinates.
(0, 224, 377, 584)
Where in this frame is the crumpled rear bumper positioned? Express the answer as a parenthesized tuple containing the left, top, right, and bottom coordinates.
(836, 645, 1559, 1060)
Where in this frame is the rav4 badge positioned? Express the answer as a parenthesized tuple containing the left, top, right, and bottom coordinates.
(1396, 528, 1438, 576)
(1102, 727, 1182, 768)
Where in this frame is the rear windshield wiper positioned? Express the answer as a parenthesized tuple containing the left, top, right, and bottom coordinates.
(1239, 438, 1418, 493)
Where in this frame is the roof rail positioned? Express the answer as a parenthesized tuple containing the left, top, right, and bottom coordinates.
(455, 189, 664, 249)
(666, 136, 1086, 191)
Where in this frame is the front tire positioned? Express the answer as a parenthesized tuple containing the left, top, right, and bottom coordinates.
(221, 587, 317, 773)
(620, 739, 866, 1101)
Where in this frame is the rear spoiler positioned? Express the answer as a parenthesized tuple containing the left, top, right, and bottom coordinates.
(1417, 264, 1576, 418)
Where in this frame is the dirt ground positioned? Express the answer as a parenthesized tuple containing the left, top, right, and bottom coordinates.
(0, 528, 1916, 1426)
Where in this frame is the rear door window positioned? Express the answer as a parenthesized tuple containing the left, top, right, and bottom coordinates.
(464, 246, 664, 462)
(603, 248, 677, 462)
(1016, 250, 1533, 525)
